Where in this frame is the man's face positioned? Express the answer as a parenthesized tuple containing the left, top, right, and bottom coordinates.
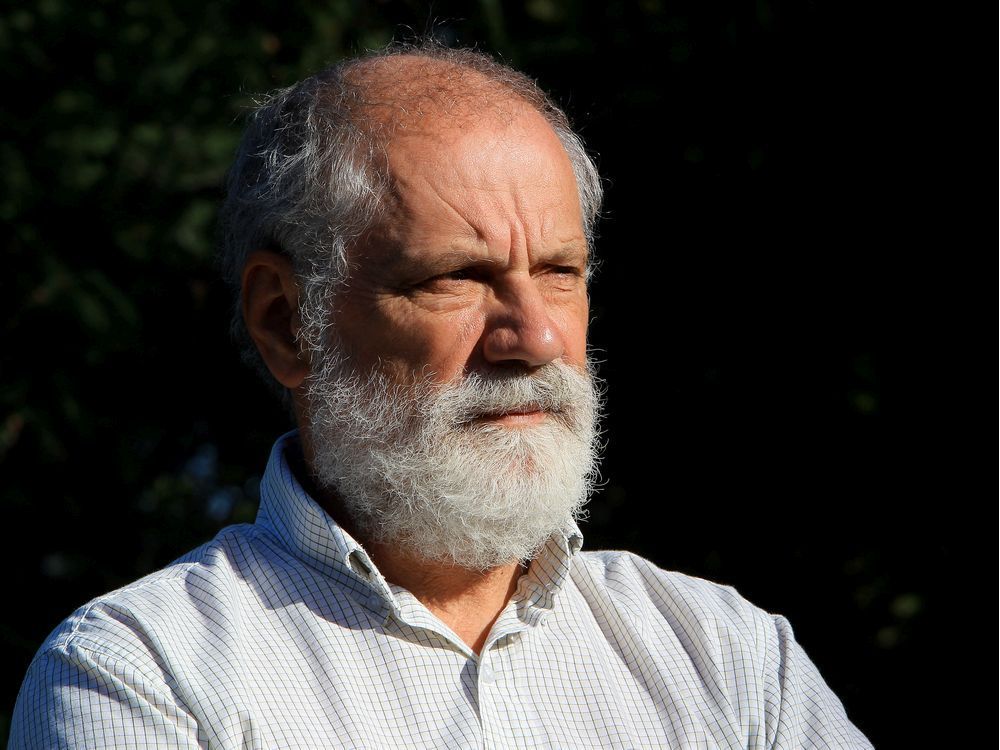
(300, 103, 601, 570)
(329, 104, 590, 406)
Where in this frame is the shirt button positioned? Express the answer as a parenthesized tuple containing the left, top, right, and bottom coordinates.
(481, 664, 496, 684)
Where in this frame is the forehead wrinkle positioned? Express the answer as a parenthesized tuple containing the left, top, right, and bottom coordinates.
(386, 164, 582, 270)
(388, 120, 574, 248)
(389, 167, 490, 247)
(342, 60, 583, 275)
(359, 182, 490, 274)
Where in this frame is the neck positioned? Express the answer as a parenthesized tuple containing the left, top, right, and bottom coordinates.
(288, 429, 526, 655)
(368, 542, 526, 655)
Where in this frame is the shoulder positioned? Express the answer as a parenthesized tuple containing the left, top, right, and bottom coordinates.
(26, 522, 264, 673)
(9, 523, 268, 748)
(572, 548, 771, 643)
(571, 550, 875, 749)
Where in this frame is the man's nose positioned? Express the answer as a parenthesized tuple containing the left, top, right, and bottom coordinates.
(480, 277, 563, 369)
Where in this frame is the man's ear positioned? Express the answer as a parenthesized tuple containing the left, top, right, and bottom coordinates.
(241, 249, 309, 390)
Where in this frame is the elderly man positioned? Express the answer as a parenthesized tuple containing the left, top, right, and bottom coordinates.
(10, 44, 873, 749)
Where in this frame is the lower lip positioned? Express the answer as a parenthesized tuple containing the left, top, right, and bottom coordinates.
(476, 410, 547, 425)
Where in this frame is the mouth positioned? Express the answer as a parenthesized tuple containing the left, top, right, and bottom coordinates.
(468, 404, 549, 425)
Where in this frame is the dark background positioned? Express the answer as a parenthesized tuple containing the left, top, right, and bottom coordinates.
(2, 1, 984, 747)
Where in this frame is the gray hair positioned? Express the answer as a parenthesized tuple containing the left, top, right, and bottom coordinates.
(217, 40, 604, 413)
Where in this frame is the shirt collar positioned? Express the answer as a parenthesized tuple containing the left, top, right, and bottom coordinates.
(254, 428, 585, 620)
(254, 429, 394, 617)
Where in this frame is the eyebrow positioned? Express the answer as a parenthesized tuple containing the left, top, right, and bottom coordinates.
(540, 243, 590, 267)
(387, 241, 590, 276)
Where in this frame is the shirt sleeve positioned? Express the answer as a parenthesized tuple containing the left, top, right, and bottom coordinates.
(8, 642, 201, 750)
(762, 613, 875, 750)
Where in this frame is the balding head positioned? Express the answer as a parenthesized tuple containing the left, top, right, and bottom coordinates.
(218, 41, 603, 411)
(336, 52, 581, 151)
(341, 54, 518, 128)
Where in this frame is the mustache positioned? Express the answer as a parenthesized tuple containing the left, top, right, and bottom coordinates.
(307, 352, 602, 438)
(430, 362, 593, 424)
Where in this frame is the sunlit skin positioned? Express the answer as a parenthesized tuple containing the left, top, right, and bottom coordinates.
(330, 108, 590, 402)
(240, 59, 590, 654)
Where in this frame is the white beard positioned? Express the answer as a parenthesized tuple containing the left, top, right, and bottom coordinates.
(304, 347, 604, 571)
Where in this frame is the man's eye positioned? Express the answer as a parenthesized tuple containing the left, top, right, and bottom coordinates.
(546, 266, 583, 278)
(409, 269, 476, 292)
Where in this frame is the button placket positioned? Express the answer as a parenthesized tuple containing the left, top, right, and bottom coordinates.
(480, 662, 496, 685)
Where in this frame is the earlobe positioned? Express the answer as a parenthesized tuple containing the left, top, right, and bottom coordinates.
(241, 249, 309, 390)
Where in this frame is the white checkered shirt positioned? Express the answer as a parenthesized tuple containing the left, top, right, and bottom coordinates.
(10, 429, 873, 749)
